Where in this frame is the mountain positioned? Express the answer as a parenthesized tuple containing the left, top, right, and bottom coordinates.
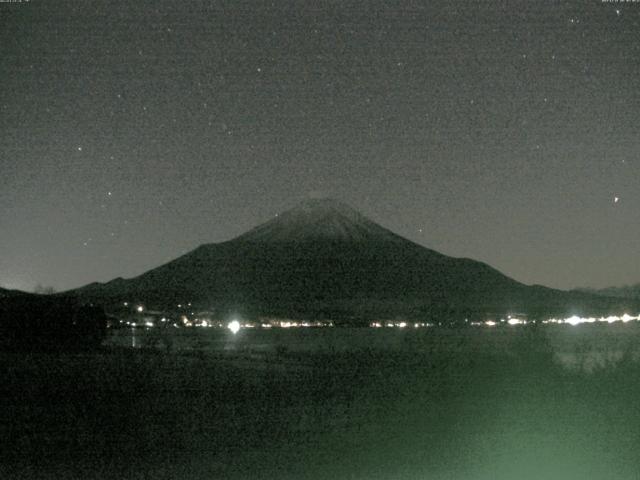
(234, 199, 402, 244)
(65, 198, 637, 322)
(575, 284, 640, 300)
(0, 287, 33, 299)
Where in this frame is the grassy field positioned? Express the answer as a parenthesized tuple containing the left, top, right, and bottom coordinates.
(2, 326, 640, 479)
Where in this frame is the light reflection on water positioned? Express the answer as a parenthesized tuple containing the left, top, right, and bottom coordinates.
(108, 323, 640, 373)
(8, 323, 639, 480)
(104, 324, 640, 480)
(131, 326, 136, 348)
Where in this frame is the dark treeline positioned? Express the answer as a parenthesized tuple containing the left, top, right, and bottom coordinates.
(0, 294, 107, 352)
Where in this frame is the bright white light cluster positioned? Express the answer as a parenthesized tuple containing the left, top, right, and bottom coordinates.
(369, 322, 431, 328)
(543, 313, 640, 326)
(227, 320, 241, 334)
(477, 314, 640, 328)
(481, 317, 526, 327)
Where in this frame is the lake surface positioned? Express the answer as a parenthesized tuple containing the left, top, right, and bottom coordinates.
(107, 323, 640, 373)
(4, 324, 640, 480)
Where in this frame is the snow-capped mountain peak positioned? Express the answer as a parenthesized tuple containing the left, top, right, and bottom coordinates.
(233, 198, 401, 243)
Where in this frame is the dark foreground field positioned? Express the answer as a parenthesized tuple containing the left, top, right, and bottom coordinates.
(2, 327, 640, 480)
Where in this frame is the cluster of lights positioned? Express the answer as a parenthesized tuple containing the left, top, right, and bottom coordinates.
(373, 315, 640, 328)
(123, 320, 154, 328)
(370, 322, 431, 328)
(479, 314, 640, 327)
(543, 313, 640, 326)
(227, 320, 241, 334)
(121, 318, 334, 330)
(117, 302, 640, 331)
(191, 318, 223, 328)
(480, 317, 528, 326)
(274, 320, 331, 328)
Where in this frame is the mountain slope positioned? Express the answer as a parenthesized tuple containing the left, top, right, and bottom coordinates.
(0, 287, 34, 299)
(575, 284, 640, 300)
(234, 198, 403, 243)
(66, 199, 637, 321)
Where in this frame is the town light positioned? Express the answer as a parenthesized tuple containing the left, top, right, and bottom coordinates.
(228, 320, 241, 334)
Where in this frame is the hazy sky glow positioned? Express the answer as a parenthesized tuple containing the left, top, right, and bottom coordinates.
(1, 0, 639, 292)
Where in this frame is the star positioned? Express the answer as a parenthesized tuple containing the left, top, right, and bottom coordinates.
(77, 146, 82, 151)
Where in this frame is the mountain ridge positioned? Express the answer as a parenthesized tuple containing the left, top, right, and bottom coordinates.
(62, 198, 638, 322)
(575, 283, 640, 300)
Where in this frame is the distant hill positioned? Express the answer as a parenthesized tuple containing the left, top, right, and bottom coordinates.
(0, 288, 107, 351)
(0, 287, 33, 299)
(64, 198, 637, 322)
(575, 284, 640, 300)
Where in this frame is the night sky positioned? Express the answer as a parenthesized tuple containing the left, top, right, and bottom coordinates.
(1, 0, 639, 292)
